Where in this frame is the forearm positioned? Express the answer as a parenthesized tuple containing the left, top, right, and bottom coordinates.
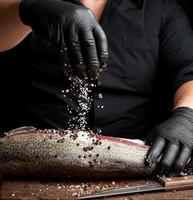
(0, 0, 31, 52)
(173, 80, 193, 110)
(146, 82, 193, 176)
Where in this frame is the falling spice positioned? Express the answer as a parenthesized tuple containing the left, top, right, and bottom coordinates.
(61, 76, 95, 131)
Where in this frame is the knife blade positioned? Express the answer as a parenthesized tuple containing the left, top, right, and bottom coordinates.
(77, 175, 193, 199)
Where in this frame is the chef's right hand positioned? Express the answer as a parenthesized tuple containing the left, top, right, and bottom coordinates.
(19, 0, 108, 80)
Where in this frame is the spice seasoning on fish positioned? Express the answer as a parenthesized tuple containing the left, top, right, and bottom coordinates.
(57, 138, 65, 143)
(83, 146, 94, 152)
(59, 130, 68, 136)
(92, 139, 102, 145)
(69, 133, 78, 140)
(93, 159, 97, 163)
(0, 127, 160, 178)
(88, 161, 94, 167)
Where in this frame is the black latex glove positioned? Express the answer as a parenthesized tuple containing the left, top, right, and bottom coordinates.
(146, 107, 193, 176)
(19, 0, 108, 80)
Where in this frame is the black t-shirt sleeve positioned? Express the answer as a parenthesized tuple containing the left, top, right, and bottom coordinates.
(160, 0, 193, 93)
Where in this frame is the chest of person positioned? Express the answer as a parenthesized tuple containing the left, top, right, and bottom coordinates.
(27, 0, 162, 93)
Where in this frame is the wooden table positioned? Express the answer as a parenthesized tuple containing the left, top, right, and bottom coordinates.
(1, 177, 193, 200)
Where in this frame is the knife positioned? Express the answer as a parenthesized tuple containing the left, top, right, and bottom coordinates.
(77, 175, 193, 199)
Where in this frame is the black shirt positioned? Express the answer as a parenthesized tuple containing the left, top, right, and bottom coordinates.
(1, 0, 193, 139)
(178, 0, 193, 27)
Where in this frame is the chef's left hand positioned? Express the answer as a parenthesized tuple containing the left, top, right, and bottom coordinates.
(146, 107, 193, 176)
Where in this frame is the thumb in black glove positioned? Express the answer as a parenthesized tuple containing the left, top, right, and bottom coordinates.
(145, 107, 193, 176)
(19, 0, 108, 80)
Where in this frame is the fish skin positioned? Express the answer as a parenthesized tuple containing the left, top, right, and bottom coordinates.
(0, 127, 156, 178)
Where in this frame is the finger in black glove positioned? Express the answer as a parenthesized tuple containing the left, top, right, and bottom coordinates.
(19, 0, 108, 80)
(145, 107, 193, 176)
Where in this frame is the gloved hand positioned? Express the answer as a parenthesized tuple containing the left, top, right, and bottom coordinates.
(146, 107, 193, 176)
(19, 0, 108, 80)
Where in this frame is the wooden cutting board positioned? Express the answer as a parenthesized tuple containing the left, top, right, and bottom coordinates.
(1, 177, 193, 200)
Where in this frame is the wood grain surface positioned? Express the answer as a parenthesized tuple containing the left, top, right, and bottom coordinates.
(1, 177, 193, 200)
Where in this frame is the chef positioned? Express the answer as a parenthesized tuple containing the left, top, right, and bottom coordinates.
(1, 0, 193, 176)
